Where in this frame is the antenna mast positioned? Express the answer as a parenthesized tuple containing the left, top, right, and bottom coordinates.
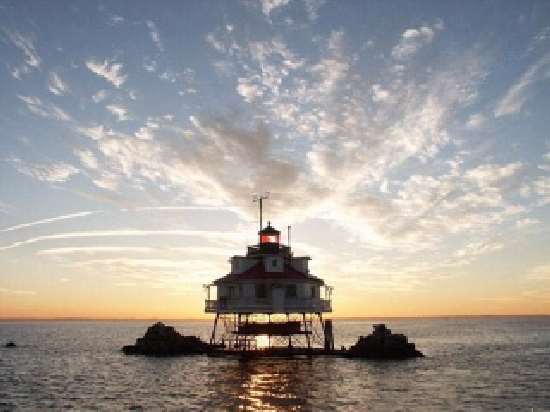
(253, 192, 270, 234)
(288, 225, 291, 248)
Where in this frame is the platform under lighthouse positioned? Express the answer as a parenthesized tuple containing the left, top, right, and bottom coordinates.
(204, 217, 333, 351)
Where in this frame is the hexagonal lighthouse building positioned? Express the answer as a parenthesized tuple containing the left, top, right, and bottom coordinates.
(204, 221, 333, 351)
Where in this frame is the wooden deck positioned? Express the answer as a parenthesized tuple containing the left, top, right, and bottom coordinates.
(207, 346, 348, 358)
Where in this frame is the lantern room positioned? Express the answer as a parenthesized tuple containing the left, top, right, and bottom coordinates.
(260, 222, 280, 244)
(257, 222, 280, 254)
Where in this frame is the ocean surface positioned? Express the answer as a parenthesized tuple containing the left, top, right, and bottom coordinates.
(1, 317, 550, 410)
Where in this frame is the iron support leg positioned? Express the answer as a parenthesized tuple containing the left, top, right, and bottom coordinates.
(303, 312, 311, 349)
(210, 313, 219, 345)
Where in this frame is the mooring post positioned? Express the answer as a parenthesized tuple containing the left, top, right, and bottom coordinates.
(324, 319, 334, 352)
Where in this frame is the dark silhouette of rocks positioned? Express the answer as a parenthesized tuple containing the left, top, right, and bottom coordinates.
(5, 341, 16, 348)
(122, 322, 424, 359)
(347, 324, 423, 359)
(122, 322, 209, 356)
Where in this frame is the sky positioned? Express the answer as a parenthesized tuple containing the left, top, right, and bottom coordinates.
(1, 0, 550, 319)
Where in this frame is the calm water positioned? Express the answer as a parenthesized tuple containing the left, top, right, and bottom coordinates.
(1, 317, 549, 410)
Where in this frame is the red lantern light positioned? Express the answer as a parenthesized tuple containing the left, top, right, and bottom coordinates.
(260, 234, 279, 244)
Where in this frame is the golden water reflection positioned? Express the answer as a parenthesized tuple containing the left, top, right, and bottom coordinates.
(236, 359, 311, 411)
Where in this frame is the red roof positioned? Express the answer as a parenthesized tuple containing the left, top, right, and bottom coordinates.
(214, 261, 323, 284)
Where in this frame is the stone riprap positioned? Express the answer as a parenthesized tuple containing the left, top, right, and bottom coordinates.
(122, 322, 209, 356)
(347, 324, 423, 359)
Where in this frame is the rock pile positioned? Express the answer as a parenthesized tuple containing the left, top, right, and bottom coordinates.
(347, 324, 423, 359)
(122, 322, 209, 356)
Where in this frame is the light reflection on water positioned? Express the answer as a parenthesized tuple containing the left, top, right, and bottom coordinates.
(1, 317, 550, 410)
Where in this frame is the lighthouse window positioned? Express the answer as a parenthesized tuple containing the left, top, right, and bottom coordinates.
(255, 283, 267, 298)
(286, 284, 297, 298)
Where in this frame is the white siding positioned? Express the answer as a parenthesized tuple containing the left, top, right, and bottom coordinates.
(216, 279, 324, 311)
(290, 257, 309, 273)
(243, 283, 255, 298)
(231, 257, 257, 274)
(264, 256, 284, 272)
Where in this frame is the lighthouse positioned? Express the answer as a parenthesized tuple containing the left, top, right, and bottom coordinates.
(204, 201, 333, 351)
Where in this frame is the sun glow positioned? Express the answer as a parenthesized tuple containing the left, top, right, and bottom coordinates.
(255, 334, 270, 348)
(1, 0, 550, 321)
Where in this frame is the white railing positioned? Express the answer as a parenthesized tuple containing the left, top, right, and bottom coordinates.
(205, 299, 217, 312)
(320, 299, 332, 312)
(204, 298, 332, 313)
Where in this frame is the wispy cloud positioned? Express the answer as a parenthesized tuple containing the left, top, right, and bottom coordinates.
(4, 29, 41, 78)
(72, 28, 505, 255)
(74, 148, 99, 170)
(533, 176, 550, 205)
(236, 78, 263, 102)
(133, 205, 240, 213)
(303, 0, 325, 21)
(260, 0, 291, 18)
(17, 95, 71, 121)
(7, 157, 79, 183)
(2, 2, 549, 313)
(63, 257, 224, 281)
(205, 32, 227, 53)
(85, 58, 127, 88)
(516, 217, 540, 229)
(391, 21, 444, 60)
(169, 246, 232, 256)
(494, 52, 550, 117)
(465, 113, 486, 130)
(527, 26, 550, 54)
(0, 287, 36, 296)
(37, 246, 155, 256)
(371, 84, 391, 103)
(48, 72, 70, 95)
(0, 229, 245, 251)
(452, 240, 504, 264)
(0, 200, 13, 214)
(134, 120, 159, 140)
(146, 20, 163, 52)
(108, 15, 125, 25)
(526, 263, 550, 281)
(77, 125, 110, 140)
(106, 103, 129, 121)
(539, 150, 550, 172)
(464, 162, 523, 188)
(92, 89, 109, 103)
(1, 211, 99, 232)
(92, 171, 120, 191)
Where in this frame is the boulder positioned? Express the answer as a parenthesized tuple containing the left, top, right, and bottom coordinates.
(122, 322, 209, 356)
(347, 324, 423, 359)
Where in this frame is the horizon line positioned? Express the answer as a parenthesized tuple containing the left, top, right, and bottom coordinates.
(1, 314, 550, 321)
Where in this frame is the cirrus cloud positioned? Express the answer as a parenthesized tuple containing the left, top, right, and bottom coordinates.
(85, 58, 127, 88)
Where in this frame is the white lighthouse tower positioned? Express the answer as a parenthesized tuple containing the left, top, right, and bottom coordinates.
(204, 199, 333, 351)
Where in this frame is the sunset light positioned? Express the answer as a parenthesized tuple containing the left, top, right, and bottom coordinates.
(2, 1, 550, 410)
(1, 1, 549, 321)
